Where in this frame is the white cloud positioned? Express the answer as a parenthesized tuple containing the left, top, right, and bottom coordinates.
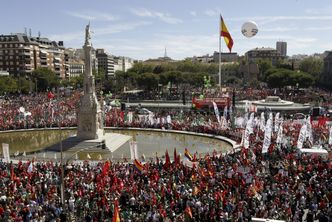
(229, 15, 332, 26)
(190, 11, 197, 16)
(66, 11, 118, 21)
(130, 8, 182, 24)
(305, 6, 332, 15)
(49, 21, 151, 44)
(204, 9, 217, 17)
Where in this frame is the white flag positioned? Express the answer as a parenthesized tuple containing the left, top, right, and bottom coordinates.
(223, 106, 228, 119)
(259, 112, 265, 132)
(128, 112, 133, 123)
(166, 115, 172, 124)
(262, 115, 273, 153)
(212, 102, 220, 124)
(329, 126, 332, 145)
(2, 143, 10, 163)
(297, 124, 307, 149)
(27, 162, 33, 173)
(276, 120, 283, 144)
(306, 117, 313, 145)
(274, 112, 280, 132)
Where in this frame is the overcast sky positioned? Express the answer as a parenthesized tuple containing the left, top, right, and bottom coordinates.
(2, 0, 332, 60)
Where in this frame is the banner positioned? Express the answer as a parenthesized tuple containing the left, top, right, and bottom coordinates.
(212, 101, 221, 124)
(276, 120, 283, 144)
(262, 115, 273, 153)
(274, 112, 280, 132)
(223, 106, 228, 119)
(2, 143, 10, 163)
(305, 117, 313, 145)
(128, 112, 133, 123)
(259, 112, 265, 132)
(329, 126, 332, 145)
(297, 124, 307, 149)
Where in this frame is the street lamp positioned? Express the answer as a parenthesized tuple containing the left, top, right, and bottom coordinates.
(59, 120, 65, 206)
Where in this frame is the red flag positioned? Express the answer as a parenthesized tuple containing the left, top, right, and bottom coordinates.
(102, 161, 110, 177)
(164, 149, 171, 168)
(185, 206, 193, 218)
(220, 15, 234, 52)
(174, 148, 178, 165)
(47, 91, 55, 99)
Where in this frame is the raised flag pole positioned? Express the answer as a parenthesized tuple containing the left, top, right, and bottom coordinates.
(218, 14, 222, 87)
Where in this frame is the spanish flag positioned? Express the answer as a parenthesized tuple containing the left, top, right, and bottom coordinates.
(220, 15, 233, 52)
(184, 148, 194, 162)
(133, 159, 144, 173)
(112, 199, 121, 222)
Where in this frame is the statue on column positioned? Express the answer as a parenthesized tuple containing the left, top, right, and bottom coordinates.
(85, 23, 91, 45)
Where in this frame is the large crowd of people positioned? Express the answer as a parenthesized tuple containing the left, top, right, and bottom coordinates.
(0, 88, 331, 221)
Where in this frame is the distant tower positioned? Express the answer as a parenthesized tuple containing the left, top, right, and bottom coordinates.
(77, 23, 104, 140)
(276, 41, 287, 57)
(164, 47, 167, 58)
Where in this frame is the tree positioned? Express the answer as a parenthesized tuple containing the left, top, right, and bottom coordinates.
(136, 73, 159, 90)
(299, 57, 323, 81)
(256, 59, 273, 81)
(266, 68, 314, 88)
(32, 68, 60, 91)
(0, 76, 18, 94)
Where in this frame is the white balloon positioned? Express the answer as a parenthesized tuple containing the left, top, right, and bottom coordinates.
(241, 21, 258, 38)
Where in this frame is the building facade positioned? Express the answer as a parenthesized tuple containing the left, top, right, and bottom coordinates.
(96, 49, 114, 78)
(276, 41, 287, 57)
(246, 47, 284, 65)
(213, 52, 238, 63)
(114, 56, 134, 72)
(0, 33, 68, 78)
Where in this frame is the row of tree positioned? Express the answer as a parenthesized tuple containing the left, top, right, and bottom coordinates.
(0, 57, 324, 95)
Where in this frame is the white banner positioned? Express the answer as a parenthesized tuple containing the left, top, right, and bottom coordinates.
(2, 143, 10, 163)
(166, 115, 172, 124)
(306, 117, 313, 145)
(262, 115, 273, 154)
(274, 112, 280, 132)
(329, 126, 332, 145)
(297, 124, 307, 149)
(223, 106, 228, 119)
(259, 112, 265, 132)
(276, 120, 283, 144)
(212, 101, 221, 124)
(128, 112, 133, 123)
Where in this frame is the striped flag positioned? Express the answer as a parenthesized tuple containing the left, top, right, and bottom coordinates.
(220, 15, 234, 52)
(184, 148, 194, 162)
(133, 159, 144, 173)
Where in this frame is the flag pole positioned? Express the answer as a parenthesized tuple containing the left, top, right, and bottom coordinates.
(218, 15, 221, 87)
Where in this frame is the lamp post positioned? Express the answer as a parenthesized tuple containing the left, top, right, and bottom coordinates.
(59, 120, 65, 206)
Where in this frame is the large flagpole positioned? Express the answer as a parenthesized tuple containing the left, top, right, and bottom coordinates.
(218, 15, 221, 87)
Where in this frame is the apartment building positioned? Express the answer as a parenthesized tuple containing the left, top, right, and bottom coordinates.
(96, 49, 114, 78)
(0, 33, 68, 78)
(246, 47, 284, 65)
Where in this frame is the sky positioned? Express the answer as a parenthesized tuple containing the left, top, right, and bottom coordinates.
(2, 0, 332, 60)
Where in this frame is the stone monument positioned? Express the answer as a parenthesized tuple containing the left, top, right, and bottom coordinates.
(44, 24, 132, 156)
(77, 23, 104, 140)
